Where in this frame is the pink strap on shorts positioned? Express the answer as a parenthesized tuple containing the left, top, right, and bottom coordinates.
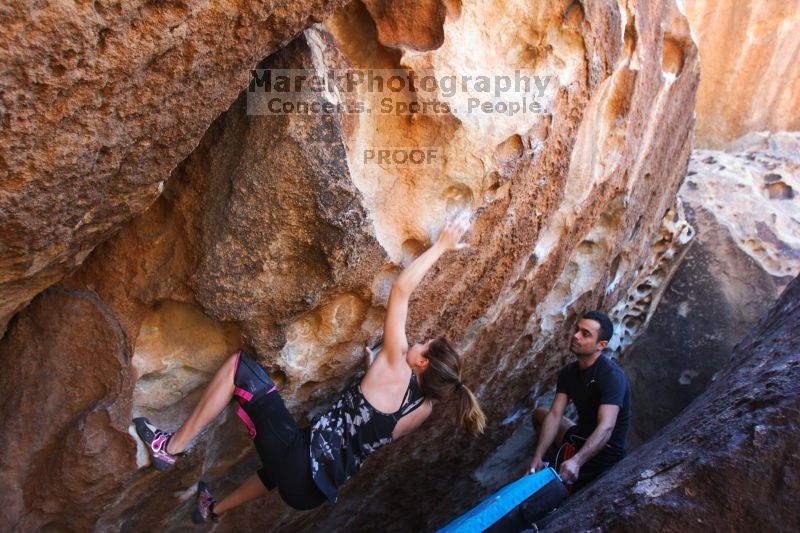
(232, 350, 276, 439)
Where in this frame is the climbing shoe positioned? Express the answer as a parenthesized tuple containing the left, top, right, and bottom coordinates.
(133, 417, 179, 471)
(192, 481, 218, 524)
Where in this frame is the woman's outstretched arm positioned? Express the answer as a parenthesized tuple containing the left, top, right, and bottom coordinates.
(382, 213, 471, 363)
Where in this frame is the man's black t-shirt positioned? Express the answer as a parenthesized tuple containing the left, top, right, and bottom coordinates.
(556, 355, 631, 452)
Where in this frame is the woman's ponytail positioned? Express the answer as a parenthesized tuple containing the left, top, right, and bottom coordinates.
(420, 337, 486, 436)
(456, 383, 486, 436)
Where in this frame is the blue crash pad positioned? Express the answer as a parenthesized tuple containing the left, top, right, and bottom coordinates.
(437, 468, 561, 533)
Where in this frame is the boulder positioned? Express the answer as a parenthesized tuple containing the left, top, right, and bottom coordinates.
(0, 288, 135, 531)
(0, 0, 349, 337)
(683, 0, 800, 148)
(1, 0, 701, 529)
(620, 131, 799, 447)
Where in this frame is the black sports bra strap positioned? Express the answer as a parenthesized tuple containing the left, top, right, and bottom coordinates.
(396, 373, 424, 419)
(392, 378, 413, 419)
(399, 396, 424, 418)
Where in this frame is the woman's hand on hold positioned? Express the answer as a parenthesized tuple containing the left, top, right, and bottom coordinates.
(362, 344, 374, 370)
(436, 211, 471, 252)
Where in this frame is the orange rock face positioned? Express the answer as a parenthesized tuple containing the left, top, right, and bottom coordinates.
(0, 0, 349, 337)
(684, 0, 800, 148)
(0, 0, 701, 530)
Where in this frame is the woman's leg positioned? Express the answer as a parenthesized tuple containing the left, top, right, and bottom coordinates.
(167, 353, 238, 454)
(214, 474, 269, 515)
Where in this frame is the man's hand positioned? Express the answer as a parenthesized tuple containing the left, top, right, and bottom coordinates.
(528, 456, 545, 475)
(559, 457, 581, 485)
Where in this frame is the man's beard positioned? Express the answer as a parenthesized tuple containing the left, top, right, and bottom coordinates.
(571, 343, 594, 357)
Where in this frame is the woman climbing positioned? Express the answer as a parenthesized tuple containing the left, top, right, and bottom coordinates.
(133, 212, 486, 523)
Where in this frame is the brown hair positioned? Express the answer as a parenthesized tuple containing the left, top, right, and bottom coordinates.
(420, 337, 486, 436)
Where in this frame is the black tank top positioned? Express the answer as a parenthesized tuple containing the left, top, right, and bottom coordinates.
(309, 372, 424, 504)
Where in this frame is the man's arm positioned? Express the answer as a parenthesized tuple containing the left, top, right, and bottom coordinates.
(559, 404, 619, 483)
(572, 404, 619, 464)
(529, 392, 569, 471)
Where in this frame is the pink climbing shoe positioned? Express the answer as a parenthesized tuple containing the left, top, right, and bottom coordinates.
(133, 417, 180, 470)
(192, 481, 218, 524)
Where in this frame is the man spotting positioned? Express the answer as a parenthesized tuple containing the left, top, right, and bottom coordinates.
(528, 311, 631, 491)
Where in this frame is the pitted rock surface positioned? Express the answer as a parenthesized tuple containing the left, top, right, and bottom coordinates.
(619, 131, 799, 447)
(683, 131, 800, 278)
(1, 0, 702, 531)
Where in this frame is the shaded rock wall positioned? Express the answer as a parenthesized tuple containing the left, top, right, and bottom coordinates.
(620, 131, 799, 447)
(684, 0, 800, 148)
(0, 0, 701, 530)
(61, 32, 389, 412)
(0, 287, 135, 532)
(546, 274, 800, 532)
(0, 0, 349, 337)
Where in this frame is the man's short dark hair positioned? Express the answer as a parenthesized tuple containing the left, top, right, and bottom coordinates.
(582, 310, 614, 342)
